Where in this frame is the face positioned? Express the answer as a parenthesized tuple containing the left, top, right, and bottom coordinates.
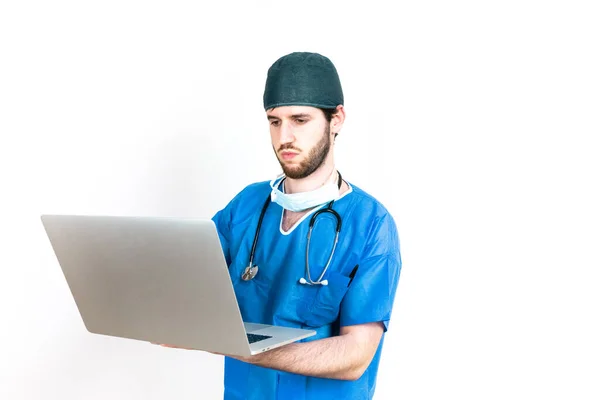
(267, 106, 333, 179)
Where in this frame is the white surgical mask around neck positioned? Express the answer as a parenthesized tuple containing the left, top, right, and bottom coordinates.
(269, 171, 340, 212)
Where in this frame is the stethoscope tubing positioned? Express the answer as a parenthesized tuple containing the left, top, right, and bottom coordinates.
(246, 172, 343, 284)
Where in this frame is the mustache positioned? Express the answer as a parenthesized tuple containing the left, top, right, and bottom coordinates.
(278, 144, 301, 152)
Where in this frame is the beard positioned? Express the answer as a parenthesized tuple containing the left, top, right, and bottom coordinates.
(274, 125, 332, 179)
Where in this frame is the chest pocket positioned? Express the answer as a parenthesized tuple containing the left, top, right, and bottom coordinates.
(296, 271, 350, 328)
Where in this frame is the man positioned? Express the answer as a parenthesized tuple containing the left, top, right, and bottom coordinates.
(165, 52, 402, 399)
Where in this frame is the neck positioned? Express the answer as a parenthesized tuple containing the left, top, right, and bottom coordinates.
(284, 161, 336, 194)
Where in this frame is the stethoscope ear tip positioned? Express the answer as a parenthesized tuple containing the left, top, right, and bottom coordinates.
(298, 277, 329, 286)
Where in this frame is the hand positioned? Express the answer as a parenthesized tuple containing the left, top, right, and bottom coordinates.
(150, 343, 233, 356)
(149, 343, 253, 362)
(150, 342, 195, 350)
(207, 351, 248, 362)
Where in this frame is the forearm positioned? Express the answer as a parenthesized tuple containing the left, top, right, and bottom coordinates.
(235, 333, 368, 381)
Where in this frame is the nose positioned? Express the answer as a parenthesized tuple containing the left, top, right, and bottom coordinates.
(279, 121, 295, 144)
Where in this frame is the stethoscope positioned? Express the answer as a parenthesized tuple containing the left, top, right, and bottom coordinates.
(241, 172, 343, 286)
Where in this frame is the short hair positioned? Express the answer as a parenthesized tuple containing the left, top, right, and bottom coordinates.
(321, 108, 337, 123)
(320, 108, 339, 139)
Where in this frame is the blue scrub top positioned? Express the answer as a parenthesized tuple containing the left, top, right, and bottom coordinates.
(212, 180, 402, 400)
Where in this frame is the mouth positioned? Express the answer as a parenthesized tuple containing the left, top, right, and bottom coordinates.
(280, 151, 299, 160)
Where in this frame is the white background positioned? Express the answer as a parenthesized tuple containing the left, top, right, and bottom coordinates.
(1, 1, 599, 399)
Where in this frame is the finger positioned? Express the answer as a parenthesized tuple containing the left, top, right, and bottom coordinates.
(161, 344, 195, 350)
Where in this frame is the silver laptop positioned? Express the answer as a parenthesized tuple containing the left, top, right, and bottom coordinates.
(40, 214, 316, 356)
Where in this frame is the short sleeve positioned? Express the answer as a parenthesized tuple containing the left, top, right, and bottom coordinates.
(339, 213, 402, 332)
(210, 181, 271, 269)
(212, 206, 233, 267)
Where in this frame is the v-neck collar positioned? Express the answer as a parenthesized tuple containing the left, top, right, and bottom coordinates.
(278, 183, 354, 235)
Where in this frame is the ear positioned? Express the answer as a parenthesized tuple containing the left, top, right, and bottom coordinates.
(331, 105, 346, 137)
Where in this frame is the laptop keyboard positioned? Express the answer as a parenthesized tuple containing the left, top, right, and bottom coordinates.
(247, 333, 272, 344)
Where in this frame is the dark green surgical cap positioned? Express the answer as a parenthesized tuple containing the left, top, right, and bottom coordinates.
(263, 52, 344, 110)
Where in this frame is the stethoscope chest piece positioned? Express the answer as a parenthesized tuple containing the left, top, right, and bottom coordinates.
(241, 265, 259, 281)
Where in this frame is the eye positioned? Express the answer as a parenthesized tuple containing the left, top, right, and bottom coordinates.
(295, 118, 307, 124)
(270, 120, 281, 127)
